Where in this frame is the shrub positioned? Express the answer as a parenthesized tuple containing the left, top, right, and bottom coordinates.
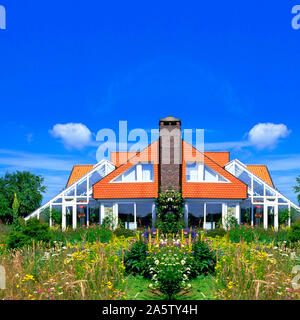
(190, 239, 216, 277)
(124, 239, 148, 276)
(148, 243, 191, 299)
(7, 218, 53, 249)
(51, 224, 112, 244)
(113, 228, 136, 238)
(228, 224, 291, 244)
(288, 221, 300, 243)
(204, 228, 226, 238)
(228, 224, 255, 243)
(156, 212, 184, 235)
(6, 231, 29, 249)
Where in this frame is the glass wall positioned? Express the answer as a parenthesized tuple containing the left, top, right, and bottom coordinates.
(267, 206, 275, 228)
(241, 200, 251, 224)
(225, 160, 300, 230)
(206, 204, 222, 229)
(253, 205, 263, 227)
(51, 205, 62, 226)
(136, 202, 153, 229)
(89, 207, 100, 225)
(24, 160, 115, 229)
(101, 203, 114, 226)
(66, 206, 73, 228)
(188, 202, 204, 228)
(77, 204, 88, 227)
(118, 203, 135, 229)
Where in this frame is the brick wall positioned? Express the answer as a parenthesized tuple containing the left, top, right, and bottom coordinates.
(159, 119, 182, 192)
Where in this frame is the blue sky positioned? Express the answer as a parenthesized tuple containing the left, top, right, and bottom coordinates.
(0, 0, 299, 204)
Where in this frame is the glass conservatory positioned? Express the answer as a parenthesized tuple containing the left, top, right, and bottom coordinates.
(225, 159, 300, 230)
(24, 160, 115, 230)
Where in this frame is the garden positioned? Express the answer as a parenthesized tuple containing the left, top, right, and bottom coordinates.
(0, 189, 299, 300)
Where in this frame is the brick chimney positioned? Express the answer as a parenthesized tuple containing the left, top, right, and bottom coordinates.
(159, 116, 182, 192)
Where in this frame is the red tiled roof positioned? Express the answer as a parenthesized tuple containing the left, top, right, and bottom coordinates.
(204, 152, 230, 167)
(110, 151, 138, 167)
(66, 165, 94, 187)
(182, 141, 247, 199)
(93, 140, 246, 200)
(246, 165, 274, 187)
(93, 140, 159, 199)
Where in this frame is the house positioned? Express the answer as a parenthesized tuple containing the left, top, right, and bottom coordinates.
(25, 116, 300, 230)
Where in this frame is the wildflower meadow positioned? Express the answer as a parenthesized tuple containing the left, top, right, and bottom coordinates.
(0, 220, 299, 300)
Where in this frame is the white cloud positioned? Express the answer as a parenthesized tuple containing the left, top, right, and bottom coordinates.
(248, 123, 291, 150)
(50, 123, 92, 150)
(204, 123, 291, 151)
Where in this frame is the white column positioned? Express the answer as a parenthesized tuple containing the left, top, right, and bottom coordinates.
(251, 205, 254, 227)
(87, 204, 89, 227)
(49, 204, 52, 227)
(184, 203, 188, 227)
(236, 202, 241, 225)
(222, 203, 227, 229)
(203, 203, 207, 229)
(134, 202, 137, 229)
(62, 206, 66, 231)
(113, 203, 118, 229)
(72, 205, 77, 230)
(136, 164, 142, 181)
(288, 203, 291, 227)
(99, 204, 101, 225)
(152, 203, 156, 227)
(274, 205, 278, 231)
(264, 204, 268, 229)
(100, 203, 104, 225)
(198, 163, 204, 181)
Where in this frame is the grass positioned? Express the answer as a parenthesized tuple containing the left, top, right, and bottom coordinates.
(125, 275, 163, 300)
(124, 274, 216, 300)
(176, 275, 215, 300)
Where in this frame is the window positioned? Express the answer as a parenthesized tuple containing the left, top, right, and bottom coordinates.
(186, 163, 199, 181)
(113, 163, 154, 182)
(188, 202, 204, 228)
(118, 203, 135, 229)
(141, 164, 154, 181)
(186, 162, 228, 182)
(123, 166, 137, 182)
(136, 202, 153, 228)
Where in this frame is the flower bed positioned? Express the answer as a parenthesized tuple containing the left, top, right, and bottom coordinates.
(124, 230, 216, 299)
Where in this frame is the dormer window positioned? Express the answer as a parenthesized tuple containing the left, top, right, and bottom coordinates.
(113, 163, 154, 182)
(186, 162, 228, 182)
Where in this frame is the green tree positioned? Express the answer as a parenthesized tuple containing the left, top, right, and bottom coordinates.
(12, 193, 21, 231)
(0, 171, 46, 222)
(294, 175, 300, 205)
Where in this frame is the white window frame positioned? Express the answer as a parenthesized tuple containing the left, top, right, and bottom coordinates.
(186, 162, 230, 183)
(111, 162, 154, 183)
